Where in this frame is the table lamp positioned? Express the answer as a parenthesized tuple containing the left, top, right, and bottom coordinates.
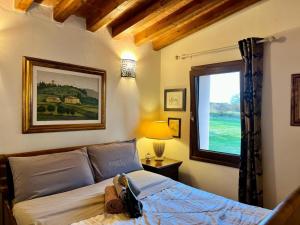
(145, 121, 173, 161)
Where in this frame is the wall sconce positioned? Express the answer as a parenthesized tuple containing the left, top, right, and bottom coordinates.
(121, 59, 136, 78)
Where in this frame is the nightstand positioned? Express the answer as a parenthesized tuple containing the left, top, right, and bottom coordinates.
(141, 157, 182, 181)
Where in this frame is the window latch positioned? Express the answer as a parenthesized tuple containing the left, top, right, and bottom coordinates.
(190, 112, 195, 122)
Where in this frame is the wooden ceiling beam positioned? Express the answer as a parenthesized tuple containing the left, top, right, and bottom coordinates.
(135, 0, 227, 46)
(111, 0, 193, 38)
(34, 0, 60, 6)
(86, 0, 139, 32)
(152, 0, 262, 50)
(54, 0, 86, 23)
(15, 0, 34, 11)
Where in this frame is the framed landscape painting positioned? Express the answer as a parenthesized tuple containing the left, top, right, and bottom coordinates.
(22, 56, 106, 133)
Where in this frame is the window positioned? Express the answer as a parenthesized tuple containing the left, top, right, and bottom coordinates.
(190, 60, 244, 168)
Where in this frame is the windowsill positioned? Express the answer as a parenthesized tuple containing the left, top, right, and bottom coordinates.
(190, 150, 240, 168)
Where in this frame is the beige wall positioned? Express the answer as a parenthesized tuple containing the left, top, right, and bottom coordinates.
(263, 27, 300, 208)
(0, 1, 160, 157)
(160, 0, 300, 208)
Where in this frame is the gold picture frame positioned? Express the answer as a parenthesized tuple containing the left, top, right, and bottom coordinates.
(22, 56, 106, 133)
(168, 117, 181, 138)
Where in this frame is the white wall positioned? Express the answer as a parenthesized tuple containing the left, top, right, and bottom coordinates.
(263, 27, 300, 208)
(0, 1, 160, 158)
(160, 0, 300, 208)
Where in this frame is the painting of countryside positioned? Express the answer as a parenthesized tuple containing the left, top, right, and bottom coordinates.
(36, 70, 99, 121)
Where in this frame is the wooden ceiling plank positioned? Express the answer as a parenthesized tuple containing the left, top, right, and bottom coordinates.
(74, 0, 101, 18)
(34, 0, 60, 6)
(131, 0, 194, 35)
(135, 0, 228, 46)
(152, 0, 262, 50)
(111, 0, 193, 38)
(86, 0, 139, 32)
(15, 0, 34, 11)
(54, 0, 86, 23)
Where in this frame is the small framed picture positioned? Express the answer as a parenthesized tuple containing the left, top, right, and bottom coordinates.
(291, 74, 300, 125)
(168, 117, 181, 138)
(164, 88, 186, 111)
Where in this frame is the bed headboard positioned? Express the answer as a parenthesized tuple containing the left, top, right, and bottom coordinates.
(0, 145, 86, 204)
(259, 186, 300, 225)
(0, 139, 136, 205)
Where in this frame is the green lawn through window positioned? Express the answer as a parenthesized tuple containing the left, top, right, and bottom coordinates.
(208, 114, 241, 155)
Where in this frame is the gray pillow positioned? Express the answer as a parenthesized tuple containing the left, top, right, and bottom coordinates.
(9, 148, 95, 203)
(87, 140, 143, 182)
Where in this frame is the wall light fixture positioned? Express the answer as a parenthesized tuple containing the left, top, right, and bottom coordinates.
(121, 59, 136, 78)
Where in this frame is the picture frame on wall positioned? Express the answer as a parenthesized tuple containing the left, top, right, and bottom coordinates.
(164, 88, 186, 111)
(168, 117, 181, 138)
(291, 74, 300, 126)
(22, 56, 106, 133)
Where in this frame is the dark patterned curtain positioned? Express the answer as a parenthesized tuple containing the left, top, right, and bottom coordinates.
(238, 38, 264, 207)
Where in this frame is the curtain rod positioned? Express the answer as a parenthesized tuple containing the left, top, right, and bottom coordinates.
(175, 36, 277, 60)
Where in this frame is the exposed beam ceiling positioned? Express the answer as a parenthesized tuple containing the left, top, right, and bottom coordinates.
(110, 0, 194, 38)
(15, 0, 34, 11)
(134, 0, 225, 46)
(86, 0, 140, 32)
(152, 0, 262, 50)
(54, 0, 86, 22)
(13, 0, 262, 50)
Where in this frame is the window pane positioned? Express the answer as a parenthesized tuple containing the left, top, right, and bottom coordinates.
(198, 72, 241, 155)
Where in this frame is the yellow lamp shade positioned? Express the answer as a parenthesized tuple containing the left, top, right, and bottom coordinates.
(145, 121, 173, 140)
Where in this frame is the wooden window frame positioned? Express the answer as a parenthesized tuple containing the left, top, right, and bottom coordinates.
(189, 60, 244, 168)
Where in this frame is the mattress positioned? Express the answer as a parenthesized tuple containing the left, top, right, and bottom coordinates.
(13, 170, 271, 225)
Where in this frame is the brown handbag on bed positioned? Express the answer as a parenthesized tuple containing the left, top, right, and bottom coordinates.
(123, 185, 143, 218)
(118, 175, 143, 218)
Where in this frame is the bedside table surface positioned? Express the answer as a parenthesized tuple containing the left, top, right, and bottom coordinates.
(141, 157, 182, 169)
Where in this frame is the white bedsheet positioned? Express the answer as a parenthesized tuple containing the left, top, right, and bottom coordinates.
(13, 170, 169, 225)
(72, 182, 270, 225)
(13, 170, 271, 225)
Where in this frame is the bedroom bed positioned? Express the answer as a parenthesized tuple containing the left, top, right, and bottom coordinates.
(0, 142, 299, 225)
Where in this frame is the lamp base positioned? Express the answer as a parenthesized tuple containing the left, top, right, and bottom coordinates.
(153, 142, 165, 161)
(154, 156, 164, 161)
